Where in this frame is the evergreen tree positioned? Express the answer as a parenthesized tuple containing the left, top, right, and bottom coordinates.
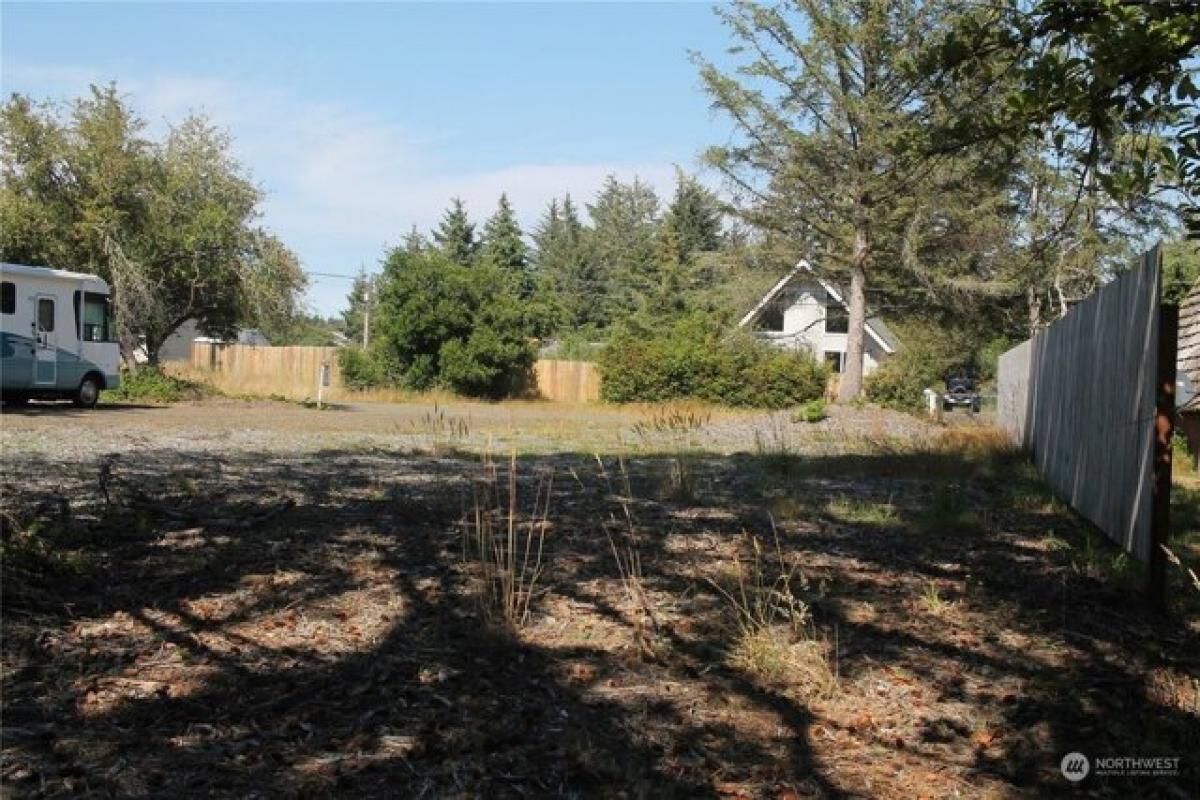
(374, 247, 535, 397)
(696, 0, 987, 401)
(432, 198, 478, 266)
(532, 193, 599, 330)
(480, 193, 530, 294)
(586, 176, 660, 321)
(342, 267, 376, 344)
(402, 225, 428, 254)
(662, 170, 724, 264)
(650, 224, 689, 316)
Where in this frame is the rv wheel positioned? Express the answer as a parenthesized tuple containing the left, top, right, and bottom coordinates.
(74, 375, 101, 409)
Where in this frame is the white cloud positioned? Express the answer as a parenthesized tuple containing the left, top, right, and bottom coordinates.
(2, 65, 690, 311)
(98, 74, 681, 237)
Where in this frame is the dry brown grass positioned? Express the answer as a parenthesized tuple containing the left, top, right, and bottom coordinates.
(729, 628, 839, 698)
(707, 523, 839, 697)
(462, 454, 553, 630)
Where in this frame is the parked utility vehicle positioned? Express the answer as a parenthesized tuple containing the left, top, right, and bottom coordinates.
(942, 372, 982, 413)
(1, 263, 120, 407)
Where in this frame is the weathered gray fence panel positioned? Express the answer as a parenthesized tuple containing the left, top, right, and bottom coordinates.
(997, 339, 1031, 443)
(997, 248, 1161, 560)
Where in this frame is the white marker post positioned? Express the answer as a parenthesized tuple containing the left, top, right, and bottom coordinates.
(318, 361, 331, 409)
(923, 387, 942, 421)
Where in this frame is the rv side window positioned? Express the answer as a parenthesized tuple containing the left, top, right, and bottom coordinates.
(82, 292, 113, 342)
(1, 282, 13, 314)
(37, 298, 55, 332)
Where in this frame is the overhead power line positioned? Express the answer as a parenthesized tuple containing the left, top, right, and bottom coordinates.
(307, 271, 363, 281)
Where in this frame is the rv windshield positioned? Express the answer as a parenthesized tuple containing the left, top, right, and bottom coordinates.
(82, 292, 114, 342)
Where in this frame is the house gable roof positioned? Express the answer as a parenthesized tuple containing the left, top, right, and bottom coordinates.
(738, 259, 900, 354)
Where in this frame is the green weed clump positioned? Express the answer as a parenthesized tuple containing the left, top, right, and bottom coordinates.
(103, 367, 213, 403)
(792, 399, 827, 424)
(825, 495, 900, 527)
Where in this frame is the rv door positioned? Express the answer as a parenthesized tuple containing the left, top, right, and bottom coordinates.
(33, 294, 56, 386)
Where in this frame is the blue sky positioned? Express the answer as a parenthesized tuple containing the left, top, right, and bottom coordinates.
(1, 2, 738, 316)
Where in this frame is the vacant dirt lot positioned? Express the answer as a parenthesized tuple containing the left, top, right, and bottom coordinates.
(0, 397, 940, 458)
(2, 399, 1197, 798)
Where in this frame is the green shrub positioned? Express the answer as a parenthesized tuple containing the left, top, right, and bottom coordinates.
(338, 345, 400, 391)
(740, 350, 827, 408)
(865, 322, 963, 410)
(599, 315, 827, 408)
(792, 399, 827, 424)
(864, 353, 941, 410)
(552, 327, 605, 361)
(373, 249, 535, 397)
(103, 367, 212, 403)
(977, 335, 1013, 385)
(438, 318, 534, 399)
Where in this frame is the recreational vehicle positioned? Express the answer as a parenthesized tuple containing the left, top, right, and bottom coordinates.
(0, 263, 120, 407)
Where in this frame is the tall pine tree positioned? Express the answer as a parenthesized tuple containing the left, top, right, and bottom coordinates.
(432, 198, 479, 266)
(342, 267, 376, 345)
(697, 0, 981, 400)
(662, 170, 724, 264)
(480, 193, 530, 294)
(532, 194, 598, 329)
(586, 176, 660, 321)
(402, 224, 428, 255)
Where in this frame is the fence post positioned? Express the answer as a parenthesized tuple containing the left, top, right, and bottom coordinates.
(1148, 303, 1178, 613)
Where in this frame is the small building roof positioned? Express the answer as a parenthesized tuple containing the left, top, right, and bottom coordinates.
(738, 259, 900, 354)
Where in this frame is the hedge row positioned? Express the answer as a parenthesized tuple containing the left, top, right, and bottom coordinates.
(597, 316, 828, 408)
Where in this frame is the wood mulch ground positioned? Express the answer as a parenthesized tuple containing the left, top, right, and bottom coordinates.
(1, 403, 1197, 798)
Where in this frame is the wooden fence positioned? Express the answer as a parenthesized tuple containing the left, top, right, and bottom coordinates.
(179, 342, 602, 403)
(997, 247, 1164, 561)
(532, 359, 602, 404)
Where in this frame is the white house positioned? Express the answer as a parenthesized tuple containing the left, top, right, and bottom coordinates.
(738, 260, 900, 375)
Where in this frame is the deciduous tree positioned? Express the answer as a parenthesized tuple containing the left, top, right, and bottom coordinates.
(0, 85, 306, 364)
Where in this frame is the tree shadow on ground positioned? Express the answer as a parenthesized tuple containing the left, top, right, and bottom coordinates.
(0, 402, 164, 416)
(1, 444, 1197, 798)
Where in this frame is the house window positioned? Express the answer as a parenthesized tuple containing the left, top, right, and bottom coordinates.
(825, 351, 843, 373)
(825, 304, 849, 334)
(0, 282, 13, 314)
(755, 300, 786, 332)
